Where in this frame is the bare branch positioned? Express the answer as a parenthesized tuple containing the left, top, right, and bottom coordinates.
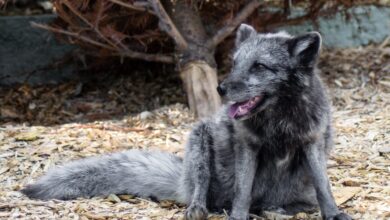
(206, 0, 261, 48)
(284, 0, 291, 16)
(31, 22, 115, 49)
(60, 0, 123, 50)
(31, 22, 174, 63)
(148, 0, 188, 50)
(74, 124, 147, 132)
(114, 51, 174, 63)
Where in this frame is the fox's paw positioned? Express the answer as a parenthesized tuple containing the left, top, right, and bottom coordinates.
(326, 212, 352, 220)
(184, 203, 208, 220)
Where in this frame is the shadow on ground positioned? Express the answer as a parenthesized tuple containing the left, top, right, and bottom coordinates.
(0, 65, 186, 126)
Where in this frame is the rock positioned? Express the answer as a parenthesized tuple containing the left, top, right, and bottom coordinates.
(0, 15, 77, 86)
(292, 212, 310, 220)
(140, 111, 153, 120)
(37, 1, 53, 11)
(106, 194, 121, 203)
(378, 146, 390, 155)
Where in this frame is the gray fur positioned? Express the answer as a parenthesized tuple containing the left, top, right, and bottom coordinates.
(22, 24, 351, 220)
(22, 150, 184, 202)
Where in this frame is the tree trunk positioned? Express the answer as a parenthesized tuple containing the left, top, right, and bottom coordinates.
(166, 0, 221, 118)
(180, 61, 221, 118)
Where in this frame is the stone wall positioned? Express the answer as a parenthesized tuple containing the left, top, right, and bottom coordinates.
(0, 6, 389, 86)
(0, 15, 77, 86)
(277, 6, 390, 47)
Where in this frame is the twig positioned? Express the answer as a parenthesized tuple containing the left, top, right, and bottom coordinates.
(61, 0, 121, 50)
(113, 51, 174, 63)
(249, 213, 265, 219)
(0, 201, 58, 209)
(31, 22, 174, 63)
(64, 0, 165, 56)
(379, 36, 390, 48)
(148, 0, 188, 50)
(206, 0, 262, 48)
(284, 0, 292, 16)
(108, 0, 153, 14)
(74, 124, 148, 132)
(31, 22, 115, 50)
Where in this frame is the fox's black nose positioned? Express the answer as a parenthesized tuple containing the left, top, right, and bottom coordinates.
(217, 85, 226, 96)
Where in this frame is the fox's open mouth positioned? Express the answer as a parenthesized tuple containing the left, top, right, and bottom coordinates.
(228, 95, 265, 119)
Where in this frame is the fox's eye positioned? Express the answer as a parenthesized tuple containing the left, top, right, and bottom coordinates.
(252, 62, 265, 70)
(250, 62, 275, 73)
(250, 62, 266, 72)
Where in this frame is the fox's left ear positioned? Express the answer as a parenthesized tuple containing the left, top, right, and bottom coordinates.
(236, 24, 257, 47)
(288, 32, 322, 67)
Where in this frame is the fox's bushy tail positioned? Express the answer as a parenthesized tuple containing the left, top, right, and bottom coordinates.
(22, 150, 184, 202)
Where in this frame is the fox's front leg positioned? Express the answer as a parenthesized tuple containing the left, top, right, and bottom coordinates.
(304, 137, 352, 220)
(183, 124, 212, 220)
(229, 145, 259, 220)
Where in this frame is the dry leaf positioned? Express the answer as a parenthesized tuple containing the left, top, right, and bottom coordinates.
(341, 179, 362, 187)
(159, 200, 176, 208)
(14, 132, 40, 142)
(1, 108, 19, 119)
(118, 194, 135, 201)
(333, 187, 362, 205)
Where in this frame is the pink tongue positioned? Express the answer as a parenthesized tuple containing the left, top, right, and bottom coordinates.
(228, 103, 241, 118)
(228, 96, 261, 119)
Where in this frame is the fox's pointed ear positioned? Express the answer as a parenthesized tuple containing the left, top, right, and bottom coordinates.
(236, 24, 256, 47)
(288, 32, 322, 67)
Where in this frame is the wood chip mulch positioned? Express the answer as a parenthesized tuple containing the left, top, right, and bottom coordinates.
(0, 44, 389, 219)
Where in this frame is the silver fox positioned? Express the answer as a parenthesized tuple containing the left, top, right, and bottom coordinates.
(22, 24, 352, 220)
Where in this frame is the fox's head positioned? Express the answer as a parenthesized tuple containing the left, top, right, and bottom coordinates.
(217, 24, 322, 120)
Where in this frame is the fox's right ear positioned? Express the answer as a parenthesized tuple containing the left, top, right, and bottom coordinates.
(235, 24, 256, 47)
(288, 32, 322, 68)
